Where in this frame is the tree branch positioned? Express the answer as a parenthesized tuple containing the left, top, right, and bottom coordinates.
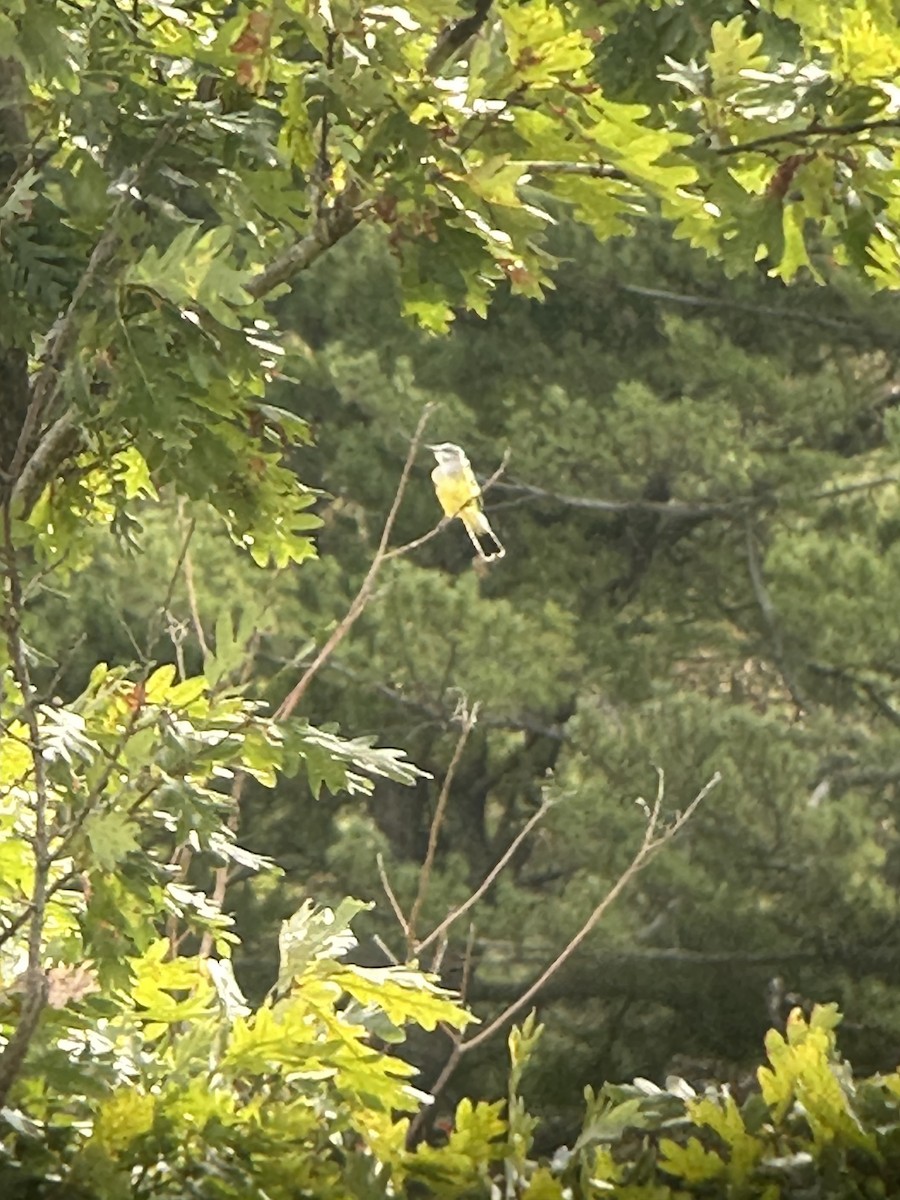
(426, 0, 494, 74)
(274, 403, 435, 721)
(412, 771, 720, 1125)
(713, 116, 900, 157)
(491, 479, 749, 518)
(519, 160, 628, 182)
(745, 522, 809, 714)
(416, 793, 553, 956)
(8, 120, 181, 507)
(407, 703, 479, 951)
(245, 192, 363, 301)
(617, 283, 868, 334)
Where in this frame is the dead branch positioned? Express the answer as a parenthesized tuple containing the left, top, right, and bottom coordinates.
(406, 703, 480, 951)
(408, 770, 721, 1138)
(416, 793, 553, 956)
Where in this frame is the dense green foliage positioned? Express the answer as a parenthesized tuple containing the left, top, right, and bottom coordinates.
(6, 0, 900, 1194)
(62, 221, 900, 1138)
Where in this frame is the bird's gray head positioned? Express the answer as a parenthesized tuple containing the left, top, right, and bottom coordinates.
(427, 442, 467, 467)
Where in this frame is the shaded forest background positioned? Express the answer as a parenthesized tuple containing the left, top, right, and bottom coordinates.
(35, 212, 900, 1141)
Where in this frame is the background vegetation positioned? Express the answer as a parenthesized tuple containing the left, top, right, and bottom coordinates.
(5, 0, 900, 1194)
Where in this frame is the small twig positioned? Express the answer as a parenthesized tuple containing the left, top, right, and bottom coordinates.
(617, 282, 867, 334)
(275, 404, 435, 721)
(458, 921, 477, 1005)
(407, 1043, 464, 1146)
(179, 499, 210, 658)
(376, 852, 410, 938)
(406, 704, 480, 951)
(146, 513, 196, 661)
(467, 772, 719, 1052)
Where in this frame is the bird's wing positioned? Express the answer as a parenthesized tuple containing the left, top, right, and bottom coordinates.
(461, 462, 483, 503)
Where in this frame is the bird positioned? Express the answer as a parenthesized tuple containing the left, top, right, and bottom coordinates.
(428, 442, 506, 562)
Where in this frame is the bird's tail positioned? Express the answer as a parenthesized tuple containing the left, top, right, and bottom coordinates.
(463, 512, 505, 562)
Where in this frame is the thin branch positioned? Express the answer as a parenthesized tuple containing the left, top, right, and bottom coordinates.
(408, 1044, 464, 1146)
(376, 852, 410, 937)
(745, 522, 809, 714)
(491, 478, 747, 518)
(178, 499, 210, 659)
(617, 283, 868, 334)
(406, 704, 479, 950)
(519, 160, 628, 181)
(384, 514, 453, 561)
(416, 794, 553, 955)
(464, 771, 720, 1053)
(458, 921, 477, 1004)
(713, 116, 900, 157)
(198, 634, 259, 959)
(809, 475, 900, 502)
(416, 772, 721, 1117)
(275, 403, 435, 721)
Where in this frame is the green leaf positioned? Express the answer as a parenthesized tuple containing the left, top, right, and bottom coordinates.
(277, 898, 372, 990)
(0, 167, 39, 222)
(331, 964, 475, 1033)
(84, 810, 140, 871)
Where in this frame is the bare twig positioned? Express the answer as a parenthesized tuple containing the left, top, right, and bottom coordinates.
(179, 499, 210, 659)
(467, 772, 720, 1051)
(406, 704, 480, 951)
(491, 478, 747, 519)
(617, 283, 867, 334)
(417, 794, 553, 955)
(275, 404, 436, 721)
(377, 852, 410, 937)
(197, 631, 259, 959)
(458, 921, 477, 1004)
(412, 771, 721, 1125)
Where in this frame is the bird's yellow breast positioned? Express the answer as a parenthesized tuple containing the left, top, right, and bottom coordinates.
(431, 465, 482, 520)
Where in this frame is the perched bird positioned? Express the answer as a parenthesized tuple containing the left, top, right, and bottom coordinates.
(428, 442, 506, 562)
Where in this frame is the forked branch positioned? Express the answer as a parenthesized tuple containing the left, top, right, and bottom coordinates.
(406, 769, 721, 1143)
